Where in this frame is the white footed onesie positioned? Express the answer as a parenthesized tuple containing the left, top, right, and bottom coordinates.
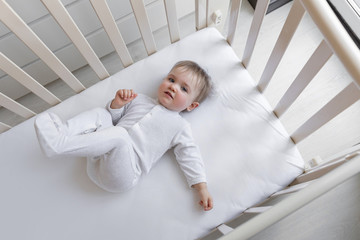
(35, 94, 207, 193)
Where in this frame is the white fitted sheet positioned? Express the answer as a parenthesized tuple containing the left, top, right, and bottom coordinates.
(0, 28, 304, 239)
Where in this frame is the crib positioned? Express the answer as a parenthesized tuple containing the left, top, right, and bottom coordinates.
(0, 0, 359, 239)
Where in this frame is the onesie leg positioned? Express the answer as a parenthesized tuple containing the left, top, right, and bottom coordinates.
(35, 110, 119, 158)
(34, 112, 66, 157)
(65, 108, 112, 136)
(87, 131, 141, 193)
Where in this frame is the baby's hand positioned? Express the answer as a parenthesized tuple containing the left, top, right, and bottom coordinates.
(192, 182, 213, 211)
(110, 89, 137, 109)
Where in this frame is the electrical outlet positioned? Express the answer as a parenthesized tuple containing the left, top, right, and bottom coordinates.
(212, 10, 222, 26)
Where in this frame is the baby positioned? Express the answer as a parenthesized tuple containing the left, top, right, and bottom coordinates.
(35, 61, 213, 211)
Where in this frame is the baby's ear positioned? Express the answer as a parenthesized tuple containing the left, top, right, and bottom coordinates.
(186, 102, 199, 112)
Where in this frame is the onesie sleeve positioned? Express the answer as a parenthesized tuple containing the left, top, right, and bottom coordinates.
(172, 123, 207, 188)
(106, 101, 127, 125)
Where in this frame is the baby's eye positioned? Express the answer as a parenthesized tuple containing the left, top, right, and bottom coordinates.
(169, 78, 175, 83)
(181, 86, 188, 92)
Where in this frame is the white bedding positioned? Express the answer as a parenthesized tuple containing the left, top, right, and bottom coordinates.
(0, 28, 304, 239)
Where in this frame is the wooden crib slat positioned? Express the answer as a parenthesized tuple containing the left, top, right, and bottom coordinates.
(257, 0, 305, 92)
(0, 52, 61, 106)
(195, 0, 207, 30)
(221, 155, 360, 239)
(0, 0, 85, 93)
(205, 0, 212, 27)
(291, 82, 360, 143)
(0, 92, 36, 119)
(274, 40, 333, 117)
(41, 0, 109, 80)
(163, 0, 180, 43)
(291, 149, 360, 185)
(271, 181, 313, 197)
(227, 0, 242, 46)
(89, 0, 133, 67)
(0, 122, 11, 133)
(242, 0, 269, 67)
(301, 0, 360, 89)
(245, 206, 272, 213)
(217, 224, 234, 235)
(130, 0, 157, 55)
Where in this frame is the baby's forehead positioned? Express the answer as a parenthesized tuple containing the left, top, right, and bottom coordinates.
(169, 66, 190, 75)
(169, 67, 200, 86)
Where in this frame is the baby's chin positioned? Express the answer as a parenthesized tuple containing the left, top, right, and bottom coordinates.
(160, 102, 184, 112)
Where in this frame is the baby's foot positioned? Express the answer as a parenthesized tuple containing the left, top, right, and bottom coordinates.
(34, 112, 66, 157)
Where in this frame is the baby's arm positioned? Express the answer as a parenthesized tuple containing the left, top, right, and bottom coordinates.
(192, 182, 213, 211)
(173, 124, 213, 211)
(110, 89, 137, 109)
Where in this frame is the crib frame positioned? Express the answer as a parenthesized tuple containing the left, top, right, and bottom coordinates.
(0, 0, 359, 239)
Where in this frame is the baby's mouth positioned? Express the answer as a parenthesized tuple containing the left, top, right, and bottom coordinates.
(165, 91, 173, 99)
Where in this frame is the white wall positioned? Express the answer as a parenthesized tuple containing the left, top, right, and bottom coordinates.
(0, 0, 194, 100)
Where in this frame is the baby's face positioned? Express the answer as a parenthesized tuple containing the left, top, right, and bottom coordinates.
(157, 67, 199, 112)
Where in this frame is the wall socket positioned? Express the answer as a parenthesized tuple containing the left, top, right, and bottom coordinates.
(212, 10, 222, 25)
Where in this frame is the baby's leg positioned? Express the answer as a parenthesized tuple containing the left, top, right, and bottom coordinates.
(65, 108, 112, 136)
(37, 108, 111, 136)
(87, 134, 141, 193)
(35, 109, 121, 157)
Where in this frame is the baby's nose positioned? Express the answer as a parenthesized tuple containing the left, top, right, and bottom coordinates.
(170, 84, 177, 92)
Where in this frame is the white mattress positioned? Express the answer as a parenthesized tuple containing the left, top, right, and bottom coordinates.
(0, 28, 304, 239)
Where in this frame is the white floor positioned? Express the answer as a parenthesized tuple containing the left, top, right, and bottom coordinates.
(1, 0, 359, 163)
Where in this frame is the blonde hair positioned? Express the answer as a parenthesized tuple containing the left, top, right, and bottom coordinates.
(170, 61, 212, 103)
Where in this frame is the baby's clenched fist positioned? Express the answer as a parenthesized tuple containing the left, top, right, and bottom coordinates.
(110, 89, 137, 109)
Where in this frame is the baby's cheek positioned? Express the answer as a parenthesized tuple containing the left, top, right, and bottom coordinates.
(176, 95, 188, 108)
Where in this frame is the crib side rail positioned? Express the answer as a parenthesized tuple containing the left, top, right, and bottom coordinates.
(41, 0, 110, 80)
(256, 0, 360, 144)
(291, 144, 360, 185)
(0, 0, 189, 132)
(201, 152, 360, 240)
(129, 0, 157, 55)
(240, 0, 269, 67)
(0, 0, 269, 133)
(301, 0, 360, 87)
(0, 0, 86, 94)
(89, 0, 133, 67)
(227, 0, 270, 68)
(0, 52, 61, 106)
